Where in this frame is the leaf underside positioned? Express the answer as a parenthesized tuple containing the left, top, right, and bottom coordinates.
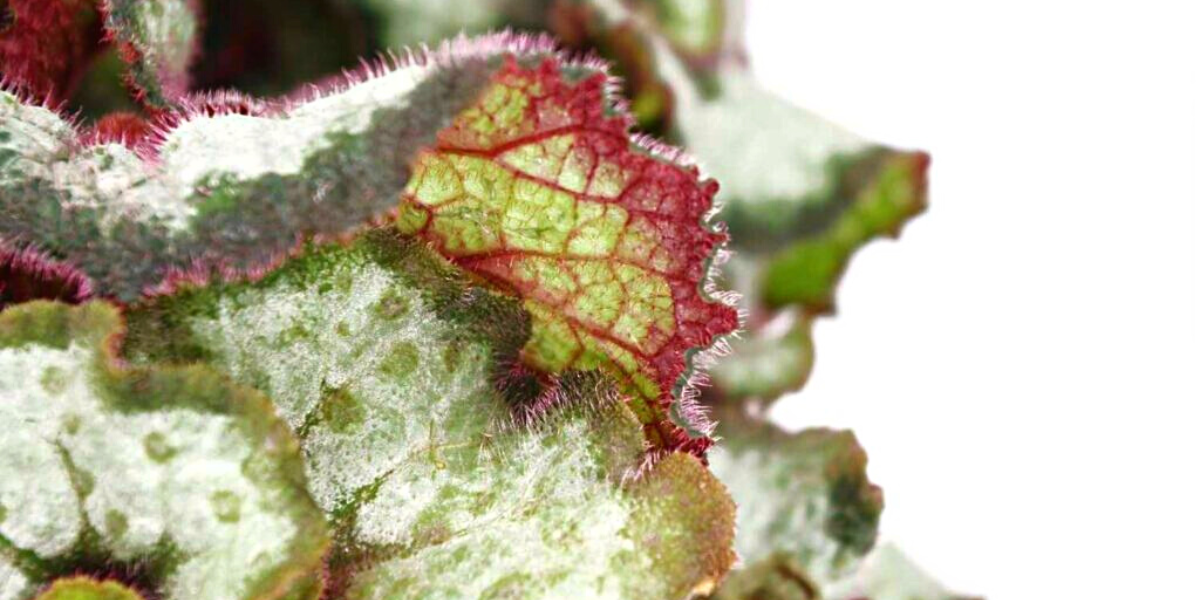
(396, 57, 737, 452)
(4, 34, 743, 597)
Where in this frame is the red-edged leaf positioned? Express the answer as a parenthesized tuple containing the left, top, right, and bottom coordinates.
(0, 242, 93, 310)
(82, 110, 152, 146)
(397, 57, 737, 452)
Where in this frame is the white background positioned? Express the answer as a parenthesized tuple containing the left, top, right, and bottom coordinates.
(746, 1, 1200, 598)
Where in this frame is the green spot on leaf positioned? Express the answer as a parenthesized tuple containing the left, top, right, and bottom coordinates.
(379, 341, 420, 380)
(104, 510, 129, 540)
(209, 490, 241, 523)
(375, 290, 412, 320)
(141, 432, 176, 463)
(318, 386, 366, 434)
(40, 362, 68, 396)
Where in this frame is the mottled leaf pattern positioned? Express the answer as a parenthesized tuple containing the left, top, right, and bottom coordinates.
(124, 232, 737, 600)
(0, 37, 507, 301)
(0, 0, 949, 595)
(0, 302, 328, 600)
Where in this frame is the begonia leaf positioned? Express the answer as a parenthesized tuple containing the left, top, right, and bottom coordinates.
(0, 36, 539, 301)
(395, 57, 737, 451)
(123, 231, 737, 600)
(707, 410, 882, 591)
(0, 301, 328, 600)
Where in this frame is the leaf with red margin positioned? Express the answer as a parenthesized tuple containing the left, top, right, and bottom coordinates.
(0, 241, 93, 310)
(0, 0, 104, 104)
(397, 57, 737, 452)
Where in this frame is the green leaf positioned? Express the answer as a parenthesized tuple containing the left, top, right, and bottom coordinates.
(124, 230, 738, 599)
(0, 301, 328, 600)
(708, 147, 927, 406)
(707, 410, 883, 590)
(34, 577, 145, 600)
(756, 151, 929, 311)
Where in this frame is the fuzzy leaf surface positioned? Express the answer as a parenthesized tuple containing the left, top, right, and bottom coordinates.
(0, 38, 515, 301)
(395, 57, 737, 450)
(0, 301, 328, 600)
(124, 231, 737, 600)
(343, 1, 930, 404)
(0, 243, 93, 310)
(33, 577, 145, 600)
